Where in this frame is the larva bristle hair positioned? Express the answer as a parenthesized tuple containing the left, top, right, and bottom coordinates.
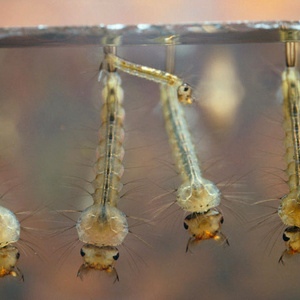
(76, 47, 128, 281)
(278, 42, 300, 262)
(160, 46, 227, 250)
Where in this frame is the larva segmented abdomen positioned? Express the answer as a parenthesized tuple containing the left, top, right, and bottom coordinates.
(92, 73, 125, 207)
(161, 86, 200, 183)
(284, 119, 298, 192)
(160, 84, 221, 213)
(0, 206, 20, 247)
(107, 53, 180, 87)
(282, 68, 300, 195)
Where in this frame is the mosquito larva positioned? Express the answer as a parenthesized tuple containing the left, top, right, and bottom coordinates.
(76, 51, 128, 281)
(278, 42, 300, 262)
(0, 205, 22, 280)
(160, 47, 227, 250)
(103, 52, 195, 104)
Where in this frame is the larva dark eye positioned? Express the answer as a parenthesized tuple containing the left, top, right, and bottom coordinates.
(80, 249, 85, 257)
(185, 214, 192, 221)
(16, 252, 20, 259)
(113, 253, 119, 260)
(283, 233, 290, 242)
(183, 222, 189, 230)
(183, 86, 189, 92)
(220, 217, 224, 224)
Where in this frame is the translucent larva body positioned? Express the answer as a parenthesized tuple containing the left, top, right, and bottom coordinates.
(104, 53, 195, 104)
(177, 180, 221, 213)
(76, 68, 127, 280)
(278, 66, 300, 260)
(160, 83, 226, 247)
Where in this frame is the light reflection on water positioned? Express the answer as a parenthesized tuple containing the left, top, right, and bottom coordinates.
(0, 43, 298, 300)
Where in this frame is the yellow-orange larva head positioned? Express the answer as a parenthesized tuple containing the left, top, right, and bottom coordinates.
(0, 245, 23, 281)
(78, 244, 119, 281)
(279, 226, 300, 263)
(183, 210, 228, 251)
(177, 84, 195, 104)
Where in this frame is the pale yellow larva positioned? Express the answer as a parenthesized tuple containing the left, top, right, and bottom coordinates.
(159, 46, 227, 251)
(278, 43, 300, 262)
(76, 56, 127, 281)
(103, 52, 195, 104)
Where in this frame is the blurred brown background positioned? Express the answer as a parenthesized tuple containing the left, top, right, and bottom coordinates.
(0, 0, 300, 27)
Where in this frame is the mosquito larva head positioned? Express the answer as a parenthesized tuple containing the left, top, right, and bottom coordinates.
(177, 84, 195, 104)
(0, 245, 23, 281)
(279, 226, 300, 263)
(176, 180, 221, 213)
(77, 244, 119, 281)
(76, 205, 128, 247)
(0, 206, 20, 247)
(183, 210, 226, 248)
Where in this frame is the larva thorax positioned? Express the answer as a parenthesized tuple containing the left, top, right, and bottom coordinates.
(76, 69, 128, 279)
(76, 205, 128, 246)
(0, 206, 22, 280)
(106, 53, 180, 86)
(177, 180, 221, 213)
(0, 206, 20, 247)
